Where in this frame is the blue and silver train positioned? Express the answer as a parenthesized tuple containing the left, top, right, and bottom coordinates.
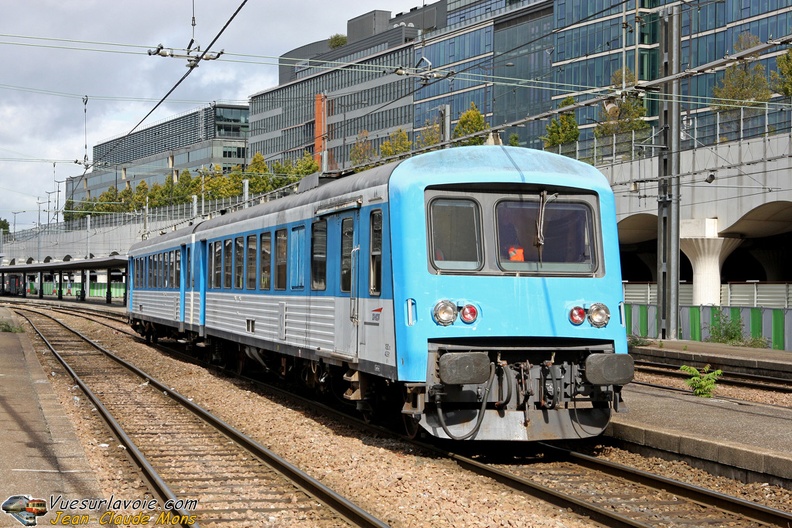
(128, 146, 633, 441)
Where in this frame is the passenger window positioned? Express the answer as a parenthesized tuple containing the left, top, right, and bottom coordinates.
(212, 242, 222, 289)
(260, 232, 271, 290)
(246, 235, 257, 290)
(340, 218, 354, 293)
(429, 199, 482, 270)
(275, 229, 287, 290)
(234, 237, 244, 289)
(290, 226, 305, 290)
(186, 247, 191, 287)
(369, 210, 382, 296)
(311, 220, 327, 291)
(175, 250, 181, 289)
(223, 239, 233, 289)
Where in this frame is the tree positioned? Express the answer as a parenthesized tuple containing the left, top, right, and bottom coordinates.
(541, 96, 580, 148)
(0, 218, 9, 234)
(508, 133, 520, 147)
(414, 118, 442, 150)
(452, 102, 488, 146)
(379, 128, 412, 158)
(328, 34, 347, 49)
(594, 68, 649, 138)
(350, 130, 374, 167)
(772, 48, 792, 96)
(713, 33, 771, 111)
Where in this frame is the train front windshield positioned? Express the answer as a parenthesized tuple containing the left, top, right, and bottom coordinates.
(428, 188, 601, 276)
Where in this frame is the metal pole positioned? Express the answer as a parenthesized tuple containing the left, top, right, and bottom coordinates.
(657, 7, 681, 340)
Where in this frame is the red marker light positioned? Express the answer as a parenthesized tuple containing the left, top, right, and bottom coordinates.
(460, 304, 478, 323)
(569, 306, 586, 325)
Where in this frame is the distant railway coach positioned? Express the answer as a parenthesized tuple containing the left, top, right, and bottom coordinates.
(128, 146, 633, 441)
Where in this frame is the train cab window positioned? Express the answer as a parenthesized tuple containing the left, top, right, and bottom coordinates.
(429, 198, 482, 270)
(223, 239, 233, 289)
(246, 235, 257, 290)
(234, 237, 244, 289)
(275, 229, 287, 290)
(311, 220, 327, 291)
(260, 232, 272, 290)
(496, 199, 596, 273)
(369, 210, 382, 295)
(340, 218, 354, 292)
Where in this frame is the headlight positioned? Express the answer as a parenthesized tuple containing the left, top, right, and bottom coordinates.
(433, 300, 458, 326)
(587, 303, 610, 327)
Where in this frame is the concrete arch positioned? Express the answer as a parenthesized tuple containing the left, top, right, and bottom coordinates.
(719, 200, 792, 238)
(617, 213, 657, 245)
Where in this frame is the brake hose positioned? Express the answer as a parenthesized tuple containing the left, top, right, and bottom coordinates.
(435, 364, 496, 441)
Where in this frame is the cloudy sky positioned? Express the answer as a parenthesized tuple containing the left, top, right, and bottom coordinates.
(0, 0, 426, 232)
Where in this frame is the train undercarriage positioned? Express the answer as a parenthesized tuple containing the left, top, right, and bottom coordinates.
(131, 319, 633, 441)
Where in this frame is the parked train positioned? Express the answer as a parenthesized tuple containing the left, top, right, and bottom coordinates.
(128, 146, 634, 441)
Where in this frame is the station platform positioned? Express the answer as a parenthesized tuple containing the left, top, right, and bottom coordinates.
(609, 340, 792, 487)
(0, 307, 103, 524)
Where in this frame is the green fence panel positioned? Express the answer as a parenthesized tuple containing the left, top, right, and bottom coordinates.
(750, 308, 762, 339)
(689, 306, 701, 341)
(639, 305, 648, 337)
(772, 309, 785, 351)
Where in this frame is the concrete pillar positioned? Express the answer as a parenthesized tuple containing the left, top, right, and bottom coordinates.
(679, 218, 742, 306)
(680, 236, 742, 305)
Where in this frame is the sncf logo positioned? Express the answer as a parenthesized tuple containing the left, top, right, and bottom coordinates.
(371, 307, 383, 321)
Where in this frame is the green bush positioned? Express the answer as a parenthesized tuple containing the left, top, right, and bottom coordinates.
(705, 310, 769, 348)
(0, 320, 23, 333)
(680, 364, 723, 397)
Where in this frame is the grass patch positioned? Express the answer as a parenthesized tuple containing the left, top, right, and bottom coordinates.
(0, 320, 24, 333)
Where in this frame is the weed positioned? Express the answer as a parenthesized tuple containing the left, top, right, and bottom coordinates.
(705, 310, 769, 348)
(680, 364, 723, 397)
(0, 320, 23, 333)
(628, 334, 650, 347)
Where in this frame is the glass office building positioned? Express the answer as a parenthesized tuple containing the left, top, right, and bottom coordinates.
(67, 104, 248, 204)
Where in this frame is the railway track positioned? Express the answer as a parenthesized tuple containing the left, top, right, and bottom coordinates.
(15, 308, 388, 528)
(15, 304, 792, 526)
(454, 445, 792, 528)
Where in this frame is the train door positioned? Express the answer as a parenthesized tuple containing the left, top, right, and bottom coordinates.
(332, 211, 360, 360)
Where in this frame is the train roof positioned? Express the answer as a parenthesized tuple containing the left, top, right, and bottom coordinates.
(129, 146, 610, 253)
(129, 158, 401, 252)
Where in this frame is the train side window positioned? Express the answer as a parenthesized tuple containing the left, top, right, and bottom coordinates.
(148, 255, 154, 288)
(165, 252, 171, 288)
(158, 253, 164, 288)
(369, 210, 382, 296)
(211, 242, 222, 289)
(186, 247, 191, 288)
(290, 226, 305, 290)
(223, 239, 233, 289)
(429, 198, 482, 270)
(246, 235, 257, 290)
(311, 220, 327, 291)
(234, 236, 244, 289)
(340, 217, 354, 293)
(260, 232, 271, 290)
(275, 229, 287, 290)
(175, 250, 181, 289)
